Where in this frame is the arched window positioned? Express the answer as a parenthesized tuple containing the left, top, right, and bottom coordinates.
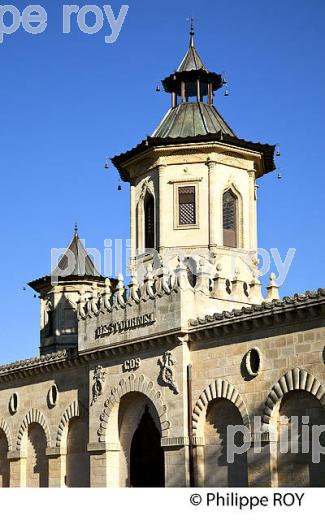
(223, 190, 238, 248)
(62, 300, 77, 335)
(46, 309, 53, 337)
(144, 193, 155, 250)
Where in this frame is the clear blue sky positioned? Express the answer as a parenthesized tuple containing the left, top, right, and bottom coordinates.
(0, 0, 324, 364)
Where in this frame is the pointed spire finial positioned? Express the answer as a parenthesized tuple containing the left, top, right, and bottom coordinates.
(187, 16, 195, 47)
(74, 222, 78, 237)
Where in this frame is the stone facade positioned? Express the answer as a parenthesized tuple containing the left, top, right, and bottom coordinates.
(1, 32, 324, 488)
(1, 279, 325, 487)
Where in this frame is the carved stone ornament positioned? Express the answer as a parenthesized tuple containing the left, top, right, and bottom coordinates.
(158, 351, 179, 395)
(91, 365, 106, 405)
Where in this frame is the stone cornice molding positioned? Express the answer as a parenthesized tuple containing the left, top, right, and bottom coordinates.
(0, 349, 80, 382)
(189, 289, 325, 341)
(168, 177, 203, 184)
(2, 291, 324, 382)
(0, 331, 187, 382)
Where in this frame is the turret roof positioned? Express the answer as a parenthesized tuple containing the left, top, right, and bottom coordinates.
(152, 102, 236, 139)
(28, 226, 105, 292)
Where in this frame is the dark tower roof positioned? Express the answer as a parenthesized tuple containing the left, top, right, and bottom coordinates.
(111, 28, 275, 180)
(51, 225, 101, 278)
(177, 31, 208, 72)
(152, 102, 235, 139)
(28, 226, 105, 292)
(161, 31, 223, 95)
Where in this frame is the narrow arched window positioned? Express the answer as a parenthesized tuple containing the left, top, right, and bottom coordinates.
(46, 309, 53, 337)
(144, 193, 155, 250)
(223, 190, 238, 248)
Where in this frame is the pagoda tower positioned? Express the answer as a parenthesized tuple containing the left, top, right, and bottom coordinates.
(112, 28, 275, 300)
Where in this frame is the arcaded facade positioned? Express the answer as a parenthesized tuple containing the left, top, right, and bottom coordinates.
(0, 31, 324, 488)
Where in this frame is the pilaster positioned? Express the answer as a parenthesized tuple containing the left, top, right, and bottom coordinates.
(130, 180, 136, 263)
(46, 447, 66, 487)
(207, 158, 219, 248)
(8, 451, 26, 488)
(88, 442, 120, 488)
(158, 164, 167, 252)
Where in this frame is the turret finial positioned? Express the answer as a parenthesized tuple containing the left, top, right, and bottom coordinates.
(187, 17, 195, 47)
(74, 223, 78, 237)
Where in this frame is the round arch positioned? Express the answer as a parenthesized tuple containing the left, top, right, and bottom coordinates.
(56, 401, 86, 448)
(262, 368, 325, 424)
(97, 373, 170, 442)
(0, 418, 13, 451)
(16, 409, 51, 450)
(192, 378, 250, 437)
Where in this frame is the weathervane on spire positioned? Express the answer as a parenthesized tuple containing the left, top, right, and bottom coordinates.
(186, 16, 196, 47)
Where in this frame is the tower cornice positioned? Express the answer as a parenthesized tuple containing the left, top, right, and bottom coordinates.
(112, 137, 274, 181)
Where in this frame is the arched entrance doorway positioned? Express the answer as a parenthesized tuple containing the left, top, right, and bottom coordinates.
(118, 392, 165, 487)
(130, 405, 165, 487)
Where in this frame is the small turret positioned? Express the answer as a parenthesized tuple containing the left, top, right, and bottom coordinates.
(28, 226, 108, 355)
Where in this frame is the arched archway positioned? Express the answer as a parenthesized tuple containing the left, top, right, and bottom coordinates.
(97, 374, 170, 443)
(0, 429, 9, 487)
(262, 368, 325, 424)
(263, 369, 325, 487)
(119, 393, 165, 487)
(26, 423, 48, 487)
(66, 417, 89, 487)
(55, 401, 89, 487)
(17, 408, 51, 451)
(276, 390, 325, 486)
(192, 379, 249, 487)
(192, 378, 250, 435)
(97, 374, 170, 487)
(204, 398, 248, 486)
(129, 403, 165, 487)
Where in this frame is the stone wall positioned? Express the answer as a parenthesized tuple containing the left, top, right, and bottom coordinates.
(0, 308, 324, 487)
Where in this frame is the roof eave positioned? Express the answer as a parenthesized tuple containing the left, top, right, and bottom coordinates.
(112, 133, 276, 181)
(28, 274, 109, 293)
(162, 70, 223, 94)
